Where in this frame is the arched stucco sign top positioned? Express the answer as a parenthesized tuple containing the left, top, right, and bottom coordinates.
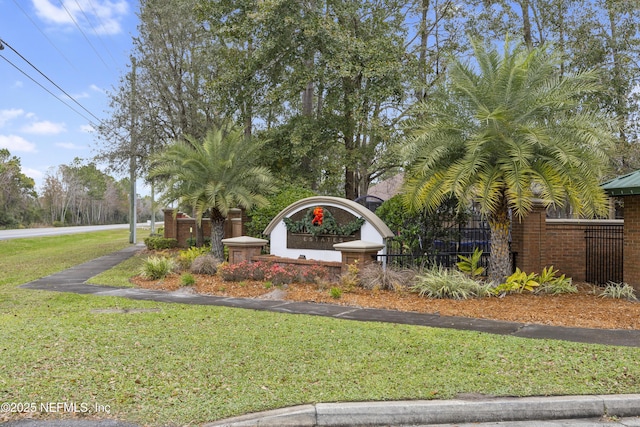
(264, 196, 393, 262)
(264, 196, 393, 237)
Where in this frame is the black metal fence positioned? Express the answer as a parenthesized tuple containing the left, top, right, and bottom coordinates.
(585, 225, 623, 285)
(378, 226, 491, 271)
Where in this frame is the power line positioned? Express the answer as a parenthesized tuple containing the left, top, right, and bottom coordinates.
(0, 43, 132, 154)
(73, 0, 119, 67)
(57, 0, 111, 71)
(10, 0, 77, 71)
(0, 38, 104, 124)
(0, 53, 97, 126)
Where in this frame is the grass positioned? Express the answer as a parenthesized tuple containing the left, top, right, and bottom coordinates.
(86, 254, 144, 287)
(1, 231, 640, 426)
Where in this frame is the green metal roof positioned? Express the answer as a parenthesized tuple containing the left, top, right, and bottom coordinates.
(602, 170, 640, 196)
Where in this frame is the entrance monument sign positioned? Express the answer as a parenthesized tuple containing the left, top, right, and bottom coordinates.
(264, 196, 394, 262)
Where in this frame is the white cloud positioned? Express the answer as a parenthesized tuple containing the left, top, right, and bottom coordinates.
(33, 0, 129, 35)
(32, 0, 73, 25)
(0, 109, 24, 128)
(70, 92, 90, 100)
(21, 121, 67, 135)
(80, 124, 95, 133)
(90, 84, 105, 94)
(55, 142, 86, 150)
(0, 135, 37, 152)
(21, 167, 44, 181)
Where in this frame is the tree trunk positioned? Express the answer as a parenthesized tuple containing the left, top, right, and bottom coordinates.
(342, 76, 358, 200)
(418, 0, 430, 101)
(519, 0, 534, 50)
(607, 5, 627, 144)
(302, 73, 314, 116)
(210, 209, 226, 260)
(488, 193, 512, 283)
(196, 220, 204, 247)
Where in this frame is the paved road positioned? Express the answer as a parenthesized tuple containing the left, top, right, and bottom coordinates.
(0, 223, 160, 241)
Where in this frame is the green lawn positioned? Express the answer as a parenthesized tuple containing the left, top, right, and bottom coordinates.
(1, 230, 640, 426)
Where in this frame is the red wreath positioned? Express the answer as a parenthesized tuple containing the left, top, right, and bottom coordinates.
(312, 206, 324, 226)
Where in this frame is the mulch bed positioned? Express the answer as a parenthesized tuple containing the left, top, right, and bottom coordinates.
(130, 274, 640, 330)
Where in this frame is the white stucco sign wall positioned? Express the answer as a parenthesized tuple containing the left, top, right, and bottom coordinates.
(263, 196, 394, 262)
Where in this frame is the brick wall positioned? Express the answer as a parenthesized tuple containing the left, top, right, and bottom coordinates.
(544, 219, 622, 282)
(163, 208, 244, 247)
(510, 201, 545, 274)
(512, 201, 623, 283)
(252, 254, 342, 280)
(624, 197, 640, 290)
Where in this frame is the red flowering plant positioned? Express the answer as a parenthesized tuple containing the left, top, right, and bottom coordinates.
(218, 261, 253, 281)
(264, 263, 298, 285)
(298, 264, 331, 283)
(218, 261, 264, 281)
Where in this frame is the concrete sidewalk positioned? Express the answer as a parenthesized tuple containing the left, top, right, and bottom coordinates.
(20, 244, 640, 348)
(15, 244, 640, 427)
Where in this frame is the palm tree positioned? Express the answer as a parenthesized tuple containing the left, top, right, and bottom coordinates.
(402, 40, 615, 283)
(150, 125, 276, 259)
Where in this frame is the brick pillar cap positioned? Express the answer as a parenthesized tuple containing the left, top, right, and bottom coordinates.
(221, 236, 268, 247)
(531, 198, 546, 208)
(333, 240, 384, 252)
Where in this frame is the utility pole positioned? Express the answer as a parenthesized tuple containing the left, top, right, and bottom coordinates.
(129, 57, 137, 244)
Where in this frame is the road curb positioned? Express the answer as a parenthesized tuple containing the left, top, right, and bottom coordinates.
(203, 394, 640, 427)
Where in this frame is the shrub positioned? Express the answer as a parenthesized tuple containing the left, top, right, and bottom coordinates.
(218, 261, 254, 281)
(600, 282, 637, 300)
(186, 236, 212, 247)
(339, 261, 360, 291)
(411, 265, 490, 299)
(330, 287, 342, 299)
(190, 254, 221, 275)
(456, 248, 485, 278)
(298, 264, 331, 284)
(249, 262, 267, 281)
(358, 263, 414, 291)
(144, 235, 178, 250)
(264, 263, 298, 285)
(246, 184, 316, 238)
(180, 273, 196, 286)
(376, 194, 470, 257)
(178, 246, 211, 270)
(536, 266, 577, 295)
(218, 261, 321, 285)
(140, 256, 175, 280)
(492, 268, 539, 296)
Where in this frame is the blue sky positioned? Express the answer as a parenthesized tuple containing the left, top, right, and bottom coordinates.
(0, 0, 139, 193)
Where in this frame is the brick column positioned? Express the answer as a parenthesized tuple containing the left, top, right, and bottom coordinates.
(222, 236, 268, 264)
(223, 208, 243, 238)
(163, 209, 177, 239)
(334, 240, 385, 273)
(510, 199, 546, 274)
(623, 196, 640, 291)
